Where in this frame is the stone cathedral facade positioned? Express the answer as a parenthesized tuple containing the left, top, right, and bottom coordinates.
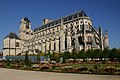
(3, 10, 109, 56)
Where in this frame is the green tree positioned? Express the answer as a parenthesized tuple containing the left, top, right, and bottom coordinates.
(109, 48, 118, 62)
(24, 51, 31, 66)
(118, 51, 120, 62)
(85, 49, 93, 58)
(71, 51, 78, 59)
(44, 51, 51, 58)
(102, 48, 110, 58)
(37, 53, 40, 63)
(78, 50, 85, 59)
(36, 50, 41, 63)
(62, 51, 71, 63)
(93, 49, 102, 58)
(50, 52, 60, 62)
(63, 51, 71, 59)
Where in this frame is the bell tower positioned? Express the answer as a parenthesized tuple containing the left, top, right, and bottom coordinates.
(19, 17, 33, 40)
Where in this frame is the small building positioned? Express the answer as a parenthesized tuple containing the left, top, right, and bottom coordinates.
(3, 32, 21, 56)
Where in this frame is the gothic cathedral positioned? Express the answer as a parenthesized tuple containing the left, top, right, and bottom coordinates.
(3, 10, 109, 56)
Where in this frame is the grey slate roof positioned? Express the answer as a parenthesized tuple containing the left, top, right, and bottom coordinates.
(4, 32, 20, 39)
(34, 10, 88, 32)
(80, 10, 88, 17)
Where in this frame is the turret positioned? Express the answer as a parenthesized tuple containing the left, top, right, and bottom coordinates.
(104, 30, 109, 48)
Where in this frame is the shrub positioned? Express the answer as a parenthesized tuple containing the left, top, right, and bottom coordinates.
(95, 68, 108, 74)
(79, 71, 92, 74)
(40, 66, 50, 71)
(22, 65, 31, 70)
(61, 68, 68, 72)
(77, 67, 88, 72)
(114, 72, 120, 75)
(93, 65, 100, 70)
(104, 67, 117, 74)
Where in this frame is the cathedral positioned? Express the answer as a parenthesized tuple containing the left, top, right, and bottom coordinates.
(3, 10, 109, 56)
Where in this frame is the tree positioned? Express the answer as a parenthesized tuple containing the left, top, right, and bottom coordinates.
(36, 50, 41, 63)
(109, 48, 118, 62)
(102, 48, 110, 58)
(44, 51, 51, 58)
(62, 51, 71, 63)
(50, 52, 60, 62)
(71, 51, 78, 59)
(78, 50, 85, 59)
(44, 52, 51, 62)
(93, 49, 102, 58)
(118, 51, 120, 62)
(24, 51, 31, 66)
(37, 52, 40, 63)
(85, 49, 93, 58)
(63, 51, 71, 59)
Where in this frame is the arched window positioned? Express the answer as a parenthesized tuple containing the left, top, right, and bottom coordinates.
(16, 42, 19, 47)
(78, 36, 83, 43)
(26, 22, 29, 29)
(88, 36, 92, 42)
(26, 32, 29, 34)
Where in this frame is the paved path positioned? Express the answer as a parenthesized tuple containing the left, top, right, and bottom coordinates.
(0, 68, 120, 80)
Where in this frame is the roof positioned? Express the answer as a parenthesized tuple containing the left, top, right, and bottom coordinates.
(79, 10, 88, 17)
(23, 17, 31, 22)
(34, 10, 88, 32)
(4, 32, 20, 40)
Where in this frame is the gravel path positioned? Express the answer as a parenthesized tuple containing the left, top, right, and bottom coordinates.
(0, 68, 120, 80)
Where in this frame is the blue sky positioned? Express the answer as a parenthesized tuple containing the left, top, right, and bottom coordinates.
(0, 0, 120, 51)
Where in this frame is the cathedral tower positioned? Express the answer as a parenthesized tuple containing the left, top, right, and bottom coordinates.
(19, 17, 33, 40)
(19, 17, 34, 54)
